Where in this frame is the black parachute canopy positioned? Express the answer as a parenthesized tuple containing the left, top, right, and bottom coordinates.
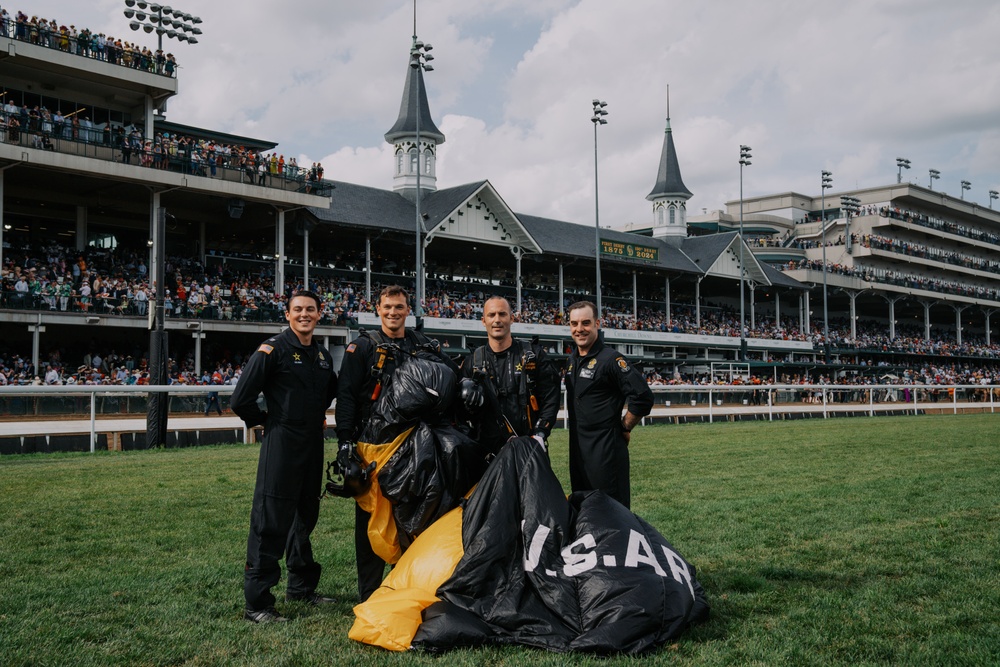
(413, 437, 710, 654)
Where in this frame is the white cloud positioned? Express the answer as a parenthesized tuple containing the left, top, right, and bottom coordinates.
(22, 0, 1000, 222)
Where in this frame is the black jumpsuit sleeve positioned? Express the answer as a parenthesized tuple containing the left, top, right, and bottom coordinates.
(335, 337, 371, 442)
(533, 348, 561, 438)
(231, 341, 276, 427)
(611, 354, 654, 417)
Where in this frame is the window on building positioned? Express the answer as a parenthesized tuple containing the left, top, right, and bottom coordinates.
(409, 147, 418, 174)
(669, 206, 676, 225)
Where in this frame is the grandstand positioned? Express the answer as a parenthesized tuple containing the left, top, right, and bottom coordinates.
(3, 8, 1000, 389)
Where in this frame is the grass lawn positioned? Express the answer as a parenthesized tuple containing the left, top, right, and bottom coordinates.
(1, 414, 998, 666)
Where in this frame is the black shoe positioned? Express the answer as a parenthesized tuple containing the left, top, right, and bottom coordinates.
(244, 607, 289, 623)
(285, 592, 336, 605)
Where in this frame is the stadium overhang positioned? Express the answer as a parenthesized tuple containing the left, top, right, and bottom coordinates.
(425, 181, 543, 255)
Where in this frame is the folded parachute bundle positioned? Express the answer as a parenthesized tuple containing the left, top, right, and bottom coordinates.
(351, 436, 710, 654)
(355, 353, 490, 563)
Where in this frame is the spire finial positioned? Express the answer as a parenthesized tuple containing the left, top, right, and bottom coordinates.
(413, 0, 417, 39)
(666, 84, 670, 120)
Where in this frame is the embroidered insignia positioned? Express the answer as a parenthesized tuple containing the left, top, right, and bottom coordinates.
(346, 343, 357, 353)
(257, 344, 274, 355)
(319, 351, 325, 360)
(292, 352, 302, 362)
(515, 362, 523, 372)
(587, 358, 597, 369)
(617, 357, 630, 372)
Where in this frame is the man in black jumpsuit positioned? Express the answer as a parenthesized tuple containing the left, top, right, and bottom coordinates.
(232, 290, 338, 623)
(565, 300, 653, 509)
(462, 296, 560, 454)
(336, 285, 458, 602)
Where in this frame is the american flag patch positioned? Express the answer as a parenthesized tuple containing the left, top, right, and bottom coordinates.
(257, 344, 274, 354)
(346, 343, 357, 353)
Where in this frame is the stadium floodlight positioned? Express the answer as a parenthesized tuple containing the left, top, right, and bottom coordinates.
(738, 144, 752, 361)
(960, 180, 971, 200)
(410, 35, 435, 321)
(990, 190, 998, 210)
(896, 157, 910, 183)
(592, 99, 609, 318)
(821, 170, 833, 362)
(840, 195, 861, 253)
(123, 0, 204, 57)
(929, 169, 940, 190)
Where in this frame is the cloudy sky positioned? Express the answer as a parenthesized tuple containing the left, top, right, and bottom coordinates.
(23, 0, 1000, 227)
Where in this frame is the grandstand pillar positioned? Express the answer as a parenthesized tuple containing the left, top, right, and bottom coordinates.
(150, 192, 161, 292)
(803, 290, 811, 332)
(919, 300, 935, 341)
(144, 94, 154, 141)
(0, 171, 4, 273)
(953, 305, 968, 346)
(199, 221, 206, 266)
(558, 262, 564, 319)
(883, 294, 903, 340)
(665, 277, 671, 326)
(695, 277, 702, 327)
(75, 206, 87, 252)
(774, 292, 780, 328)
(275, 210, 286, 297)
(28, 321, 45, 372)
(511, 247, 523, 313)
(633, 271, 638, 321)
(365, 234, 372, 302)
(848, 292, 858, 341)
(191, 332, 205, 376)
(750, 285, 756, 330)
(984, 308, 996, 346)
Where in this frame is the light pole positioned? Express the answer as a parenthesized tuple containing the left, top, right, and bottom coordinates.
(929, 169, 940, 190)
(591, 99, 608, 317)
(960, 180, 971, 200)
(821, 170, 833, 362)
(896, 157, 910, 184)
(841, 195, 860, 254)
(739, 144, 752, 361)
(410, 37, 434, 321)
(990, 190, 998, 210)
(124, 1, 202, 56)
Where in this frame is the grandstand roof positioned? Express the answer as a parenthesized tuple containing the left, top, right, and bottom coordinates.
(384, 60, 445, 144)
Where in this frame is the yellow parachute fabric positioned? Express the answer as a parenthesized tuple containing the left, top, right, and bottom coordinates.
(356, 427, 416, 565)
(348, 504, 465, 651)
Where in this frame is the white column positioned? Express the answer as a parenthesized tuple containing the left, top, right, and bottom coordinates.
(558, 261, 564, 319)
(750, 285, 756, 330)
(150, 191, 161, 291)
(633, 271, 638, 321)
(695, 277, 702, 327)
(849, 292, 857, 341)
(0, 172, 4, 273)
(192, 332, 205, 375)
(775, 292, 781, 328)
(665, 276, 671, 326)
(275, 210, 286, 296)
(365, 234, 372, 302)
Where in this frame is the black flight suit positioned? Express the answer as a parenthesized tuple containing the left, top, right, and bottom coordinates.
(231, 327, 337, 612)
(462, 339, 560, 454)
(336, 328, 458, 601)
(565, 338, 653, 509)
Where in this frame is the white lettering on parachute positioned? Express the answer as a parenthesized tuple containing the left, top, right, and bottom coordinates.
(521, 524, 695, 596)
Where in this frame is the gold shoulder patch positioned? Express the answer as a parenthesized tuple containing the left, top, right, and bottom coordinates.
(257, 344, 274, 355)
(617, 357, 630, 372)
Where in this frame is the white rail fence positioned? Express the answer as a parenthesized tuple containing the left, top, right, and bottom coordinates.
(0, 383, 996, 453)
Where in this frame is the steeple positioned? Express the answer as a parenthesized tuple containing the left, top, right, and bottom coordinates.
(647, 86, 692, 242)
(385, 36, 445, 197)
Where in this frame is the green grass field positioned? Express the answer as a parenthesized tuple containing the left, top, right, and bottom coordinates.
(1, 414, 998, 666)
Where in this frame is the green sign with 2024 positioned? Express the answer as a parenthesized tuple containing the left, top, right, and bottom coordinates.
(600, 240, 659, 261)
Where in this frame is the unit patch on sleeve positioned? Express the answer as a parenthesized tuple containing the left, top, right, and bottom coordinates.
(617, 357, 630, 372)
(346, 343, 357, 353)
(257, 344, 274, 355)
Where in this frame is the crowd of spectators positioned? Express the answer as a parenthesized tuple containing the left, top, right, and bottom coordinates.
(879, 205, 1000, 249)
(7, 240, 1000, 370)
(1, 95, 325, 192)
(860, 234, 1000, 277)
(0, 6, 177, 76)
(788, 258, 1000, 301)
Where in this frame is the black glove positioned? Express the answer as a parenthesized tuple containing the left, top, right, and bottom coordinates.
(459, 377, 484, 412)
(336, 441, 356, 471)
